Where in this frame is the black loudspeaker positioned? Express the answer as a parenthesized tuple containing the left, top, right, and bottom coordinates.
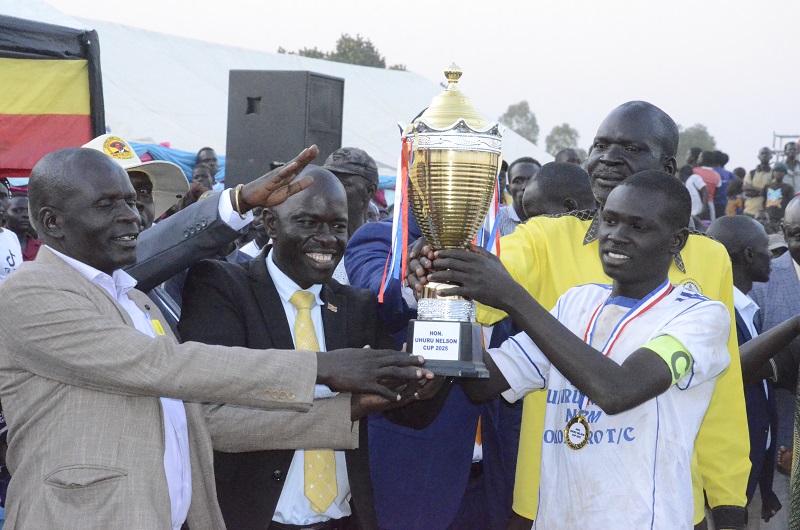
(225, 70, 344, 187)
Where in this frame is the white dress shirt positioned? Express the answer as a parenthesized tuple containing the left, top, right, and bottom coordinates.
(238, 239, 263, 259)
(218, 188, 253, 230)
(265, 250, 352, 525)
(793, 256, 800, 285)
(734, 286, 771, 449)
(47, 246, 191, 530)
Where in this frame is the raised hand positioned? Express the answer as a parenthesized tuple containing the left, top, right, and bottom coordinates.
(239, 145, 319, 211)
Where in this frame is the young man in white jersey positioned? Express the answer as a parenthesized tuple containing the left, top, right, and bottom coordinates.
(425, 170, 731, 529)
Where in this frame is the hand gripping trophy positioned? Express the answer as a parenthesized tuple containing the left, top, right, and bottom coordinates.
(405, 64, 503, 378)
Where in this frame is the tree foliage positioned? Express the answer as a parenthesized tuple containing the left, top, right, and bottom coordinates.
(278, 34, 405, 71)
(498, 101, 539, 145)
(676, 124, 716, 165)
(327, 34, 385, 67)
(296, 47, 325, 59)
(545, 123, 580, 156)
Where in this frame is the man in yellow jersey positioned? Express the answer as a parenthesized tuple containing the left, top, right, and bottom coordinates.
(408, 101, 749, 529)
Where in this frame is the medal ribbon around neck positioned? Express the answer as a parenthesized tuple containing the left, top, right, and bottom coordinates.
(583, 278, 674, 358)
(574, 278, 674, 414)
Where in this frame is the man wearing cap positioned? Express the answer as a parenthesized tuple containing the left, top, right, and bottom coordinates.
(322, 147, 380, 284)
(769, 233, 789, 259)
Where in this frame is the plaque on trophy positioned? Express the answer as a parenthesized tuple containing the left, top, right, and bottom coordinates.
(404, 64, 503, 378)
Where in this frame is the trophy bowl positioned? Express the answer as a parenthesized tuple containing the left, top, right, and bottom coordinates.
(405, 64, 502, 378)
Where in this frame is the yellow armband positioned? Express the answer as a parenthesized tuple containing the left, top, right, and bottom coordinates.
(643, 334, 693, 385)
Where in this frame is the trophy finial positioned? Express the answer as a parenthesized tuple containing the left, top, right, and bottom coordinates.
(445, 63, 462, 86)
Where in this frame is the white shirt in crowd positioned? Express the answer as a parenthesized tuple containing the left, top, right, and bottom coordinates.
(734, 287, 771, 450)
(685, 173, 706, 216)
(0, 228, 21, 282)
(238, 239, 263, 259)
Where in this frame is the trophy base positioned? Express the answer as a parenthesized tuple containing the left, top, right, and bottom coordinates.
(407, 319, 489, 379)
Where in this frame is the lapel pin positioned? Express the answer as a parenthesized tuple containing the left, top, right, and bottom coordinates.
(327, 303, 338, 313)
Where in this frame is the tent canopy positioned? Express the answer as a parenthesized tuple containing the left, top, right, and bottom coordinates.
(1, 0, 552, 173)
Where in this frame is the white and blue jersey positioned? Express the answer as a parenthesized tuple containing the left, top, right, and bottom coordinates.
(490, 283, 730, 529)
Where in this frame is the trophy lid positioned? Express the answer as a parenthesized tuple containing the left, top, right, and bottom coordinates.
(415, 64, 492, 130)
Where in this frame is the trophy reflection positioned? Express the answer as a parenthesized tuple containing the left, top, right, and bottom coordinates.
(405, 64, 502, 378)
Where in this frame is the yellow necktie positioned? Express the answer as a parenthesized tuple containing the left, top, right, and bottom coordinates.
(289, 290, 337, 514)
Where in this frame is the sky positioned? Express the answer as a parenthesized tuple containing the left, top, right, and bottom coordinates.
(41, 0, 799, 170)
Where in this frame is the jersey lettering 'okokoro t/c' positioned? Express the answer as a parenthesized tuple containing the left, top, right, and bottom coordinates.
(490, 282, 730, 529)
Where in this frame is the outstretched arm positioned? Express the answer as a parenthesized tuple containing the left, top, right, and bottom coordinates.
(740, 314, 800, 386)
(431, 245, 691, 414)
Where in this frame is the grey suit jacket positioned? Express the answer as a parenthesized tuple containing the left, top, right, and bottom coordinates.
(129, 191, 242, 292)
(0, 247, 355, 529)
(751, 252, 800, 332)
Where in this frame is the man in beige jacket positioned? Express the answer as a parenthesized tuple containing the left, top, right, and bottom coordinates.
(0, 148, 429, 529)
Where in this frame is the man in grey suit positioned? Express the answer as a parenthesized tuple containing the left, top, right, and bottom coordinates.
(0, 148, 430, 529)
(749, 197, 800, 529)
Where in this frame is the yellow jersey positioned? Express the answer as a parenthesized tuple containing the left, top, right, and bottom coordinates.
(477, 210, 749, 524)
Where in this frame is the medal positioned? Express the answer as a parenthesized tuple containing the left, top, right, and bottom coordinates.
(565, 413, 590, 450)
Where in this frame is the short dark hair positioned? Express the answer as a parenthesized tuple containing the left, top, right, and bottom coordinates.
(196, 147, 216, 161)
(507, 157, 542, 177)
(618, 170, 690, 230)
(29, 148, 110, 234)
(533, 162, 594, 205)
(698, 150, 716, 166)
(714, 150, 729, 166)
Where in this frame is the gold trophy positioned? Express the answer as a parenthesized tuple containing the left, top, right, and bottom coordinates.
(405, 64, 502, 378)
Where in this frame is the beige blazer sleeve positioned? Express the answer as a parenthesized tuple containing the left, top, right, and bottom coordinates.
(0, 253, 317, 411)
(202, 395, 359, 452)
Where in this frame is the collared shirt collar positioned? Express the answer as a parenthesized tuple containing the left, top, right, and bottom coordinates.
(265, 248, 323, 306)
(733, 286, 760, 339)
(793, 257, 800, 285)
(507, 204, 521, 223)
(582, 209, 601, 245)
(580, 208, 687, 273)
(733, 286, 759, 314)
(45, 245, 138, 302)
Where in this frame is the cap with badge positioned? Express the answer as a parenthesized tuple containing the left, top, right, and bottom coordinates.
(769, 233, 788, 252)
(322, 147, 379, 185)
(82, 134, 189, 218)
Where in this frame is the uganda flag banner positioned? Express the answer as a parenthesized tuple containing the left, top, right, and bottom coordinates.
(0, 15, 105, 179)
